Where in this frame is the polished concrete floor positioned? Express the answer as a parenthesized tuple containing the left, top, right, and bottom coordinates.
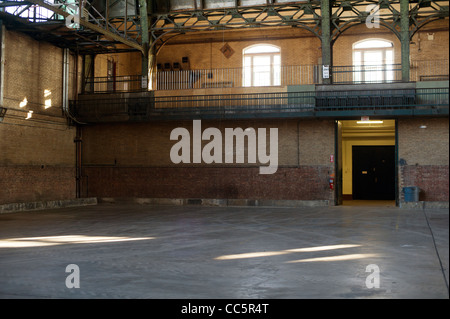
(0, 203, 448, 299)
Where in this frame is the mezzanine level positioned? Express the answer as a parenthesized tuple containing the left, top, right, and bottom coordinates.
(69, 81, 448, 123)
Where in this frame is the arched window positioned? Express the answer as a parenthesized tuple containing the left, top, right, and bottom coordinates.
(243, 44, 281, 87)
(353, 39, 394, 83)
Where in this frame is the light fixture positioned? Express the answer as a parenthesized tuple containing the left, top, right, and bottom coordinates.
(420, 125, 427, 129)
(356, 120, 383, 124)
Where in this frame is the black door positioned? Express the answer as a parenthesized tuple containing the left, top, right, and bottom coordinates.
(352, 146, 395, 200)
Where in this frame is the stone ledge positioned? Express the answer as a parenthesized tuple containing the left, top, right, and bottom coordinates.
(0, 198, 98, 214)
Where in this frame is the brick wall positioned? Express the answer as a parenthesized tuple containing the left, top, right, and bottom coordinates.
(398, 118, 449, 202)
(400, 165, 449, 202)
(0, 166, 75, 204)
(0, 29, 76, 205)
(82, 166, 333, 201)
(80, 119, 335, 201)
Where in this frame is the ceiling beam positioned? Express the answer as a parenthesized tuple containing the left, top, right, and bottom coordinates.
(25, 0, 144, 53)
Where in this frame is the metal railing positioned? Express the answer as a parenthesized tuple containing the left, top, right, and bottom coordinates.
(70, 87, 448, 122)
(332, 64, 403, 84)
(151, 88, 448, 111)
(81, 60, 448, 93)
(83, 75, 146, 93)
(410, 60, 450, 82)
(155, 65, 320, 90)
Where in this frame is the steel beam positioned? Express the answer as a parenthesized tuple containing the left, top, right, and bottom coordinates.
(25, 0, 144, 53)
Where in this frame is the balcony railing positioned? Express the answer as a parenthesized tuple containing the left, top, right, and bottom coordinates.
(82, 60, 449, 94)
(83, 75, 147, 94)
(332, 64, 402, 84)
(156, 64, 320, 90)
(70, 87, 449, 123)
(410, 60, 450, 82)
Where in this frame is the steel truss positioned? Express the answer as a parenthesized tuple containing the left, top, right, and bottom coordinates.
(150, 1, 449, 45)
(0, 0, 146, 53)
(0, 0, 448, 73)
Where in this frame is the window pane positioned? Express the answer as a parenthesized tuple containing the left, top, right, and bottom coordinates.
(244, 45, 280, 54)
(243, 56, 252, 87)
(273, 56, 281, 85)
(354, 40, 393, 49)
(242, 45, 281, 87)
(253, 65, 271, 86)
(385, 50, 394, 81)
(363, 51, 383, 66)
(354, 51, 362, 65)
(385, 50, 393, 64)
(363, 51, 383, 82)
(253, 56, 271, 66)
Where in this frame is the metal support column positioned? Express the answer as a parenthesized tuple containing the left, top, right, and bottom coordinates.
(400, 0, 410, 82)
(139, 0, 151, 89)
(320, 0, 333, 85)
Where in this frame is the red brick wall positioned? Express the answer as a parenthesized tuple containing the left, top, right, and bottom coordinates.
(82, 166, 333, 201)
(0, 166, 75, 205)
(400, 165, 449, 202)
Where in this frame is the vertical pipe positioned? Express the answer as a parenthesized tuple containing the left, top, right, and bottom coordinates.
(62, 48, 69, 112)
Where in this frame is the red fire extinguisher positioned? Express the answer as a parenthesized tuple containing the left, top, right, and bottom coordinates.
(329, 177, 334, 190)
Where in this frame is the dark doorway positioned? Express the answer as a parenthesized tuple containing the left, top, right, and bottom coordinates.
(352, 146, 395, 200)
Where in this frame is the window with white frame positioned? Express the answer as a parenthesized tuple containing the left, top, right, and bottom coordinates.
(353, 39, 394, 83)
(243, 45, 281, 87)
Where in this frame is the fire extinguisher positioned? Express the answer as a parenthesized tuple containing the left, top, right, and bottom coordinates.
(329, 177, 334, 190)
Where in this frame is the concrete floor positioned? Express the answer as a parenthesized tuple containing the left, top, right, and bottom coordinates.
(0, 203, 448, 299)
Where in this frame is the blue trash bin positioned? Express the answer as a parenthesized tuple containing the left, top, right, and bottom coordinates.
(403, 186, 420, 202)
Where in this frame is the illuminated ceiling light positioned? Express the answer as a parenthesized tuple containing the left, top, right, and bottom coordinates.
(357, 116, 383, 124)
(420, 125, 427, 129)
(356, 120, 384, 124)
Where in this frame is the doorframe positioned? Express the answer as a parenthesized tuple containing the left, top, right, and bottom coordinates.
(334, 120, 343, 206)
(334, 119, 399, 206)
(395, 119, 399, 206)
